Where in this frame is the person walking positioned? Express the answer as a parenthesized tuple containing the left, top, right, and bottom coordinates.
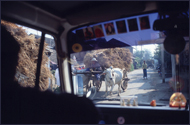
(55, 67, 60, 86)
(142, 61, 148, 79)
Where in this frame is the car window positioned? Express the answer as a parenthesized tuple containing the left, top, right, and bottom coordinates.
(1, 20, 58, 92)
(68, 12, 189, 107)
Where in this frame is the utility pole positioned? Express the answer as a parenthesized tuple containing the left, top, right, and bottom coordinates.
(171, 55, 176, 91)
(161, 44, 165, 83)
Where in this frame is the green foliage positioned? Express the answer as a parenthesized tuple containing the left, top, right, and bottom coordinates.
(51, 70, 55, 75)
(146, 59, 154, 67)
(154, 44, 171, 64)
(154, 44, 161, 63)
(133, 47, 154, 69)
(134, 57, 142, 69)
(136, 63, 141, 69)
(134, 48, 152, 63)
(130, 63, 134, 71)
(135, 56, 141, 62)
(143, 49, 152, 61)
(134, 50, 143, 59)
(133, 50, 143, 69)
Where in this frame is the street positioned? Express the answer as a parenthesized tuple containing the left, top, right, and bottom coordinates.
(93, 68, 175, 105)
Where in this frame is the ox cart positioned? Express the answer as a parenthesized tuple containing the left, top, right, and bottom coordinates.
(73, 69, 129, 96)
(73, 71, 104, 93)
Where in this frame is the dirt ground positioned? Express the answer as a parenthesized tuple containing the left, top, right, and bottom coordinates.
(92, 68, 189, 105)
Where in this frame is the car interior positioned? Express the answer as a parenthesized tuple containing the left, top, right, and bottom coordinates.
(1, 1, 189, 124)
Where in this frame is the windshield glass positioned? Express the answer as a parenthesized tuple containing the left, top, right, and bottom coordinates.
(68, 12, 189, 106)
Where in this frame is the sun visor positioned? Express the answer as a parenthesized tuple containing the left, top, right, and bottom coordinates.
(66, 2, 146, 25)
(1, 1, 62, 34)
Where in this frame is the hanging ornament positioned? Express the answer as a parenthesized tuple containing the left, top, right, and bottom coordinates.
(72, 43, 83, 53)
(169, 92, 187, 108)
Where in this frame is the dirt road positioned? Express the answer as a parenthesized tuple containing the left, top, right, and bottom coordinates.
(93, 68, 175, 105)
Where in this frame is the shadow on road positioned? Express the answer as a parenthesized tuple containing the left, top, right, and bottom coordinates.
(92, 69, 173, 104)
(86, 68, 189, 105)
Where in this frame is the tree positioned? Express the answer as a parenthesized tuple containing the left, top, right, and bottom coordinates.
(134, 56, 142, 69)
(154, 44, 171, 65)
(133, 50, 144, 68)
(133, 48, 153, 68)
(130, 63, 134, 71)
(133, 50, 143, 59)
(143, 49, 152, 61)
(154, 44, 161, 64)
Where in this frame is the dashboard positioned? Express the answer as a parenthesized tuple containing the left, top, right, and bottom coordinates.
(97, 105, 189, 124)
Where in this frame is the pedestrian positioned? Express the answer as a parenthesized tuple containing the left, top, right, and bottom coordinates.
(55, 67, 60, 86)
(142, 61, 148, 79)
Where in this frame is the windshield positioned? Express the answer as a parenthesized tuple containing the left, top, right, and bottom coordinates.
(68, 12, 189, 106)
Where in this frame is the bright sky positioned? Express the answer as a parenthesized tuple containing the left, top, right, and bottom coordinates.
(17, 25, 54, 39)
(133, 44, 157, 56)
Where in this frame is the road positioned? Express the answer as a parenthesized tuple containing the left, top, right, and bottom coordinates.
(93, 68, 174, 105)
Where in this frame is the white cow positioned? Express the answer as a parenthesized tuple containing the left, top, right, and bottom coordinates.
(102, 67, 123, 96)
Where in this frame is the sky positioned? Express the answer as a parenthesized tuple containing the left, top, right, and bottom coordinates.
(133, 44, 157, 56)
(17, 25, 54, 39)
